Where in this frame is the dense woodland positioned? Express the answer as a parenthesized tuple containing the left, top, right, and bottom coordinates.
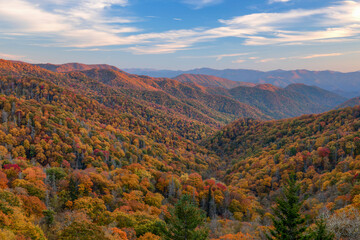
(0, 59, 359, 239)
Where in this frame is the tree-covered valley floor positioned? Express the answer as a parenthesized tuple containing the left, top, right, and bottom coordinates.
(0, 59, 359, 239)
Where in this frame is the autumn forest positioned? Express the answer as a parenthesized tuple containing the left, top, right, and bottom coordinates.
(0, 59, 359, 240)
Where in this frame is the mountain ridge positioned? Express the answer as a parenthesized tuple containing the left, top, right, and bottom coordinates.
(32, 60, 348, 120)
(125, 67, 360, 94)
(173, 73, 256, 89)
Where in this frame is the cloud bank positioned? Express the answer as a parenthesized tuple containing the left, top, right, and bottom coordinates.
(0, 0, 359, 55)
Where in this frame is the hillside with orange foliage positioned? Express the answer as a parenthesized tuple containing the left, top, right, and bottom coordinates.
(0, 59, 358, 239)
(35, 63, 121, 73)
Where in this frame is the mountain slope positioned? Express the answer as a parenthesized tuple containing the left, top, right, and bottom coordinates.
(78, 68, 270, 123)
(205, 106, 360, 231)
(336, 96, 360, 108)
(285, 83, 346, 108)
(2, 59, 271, 132)
(227, 83, 343, 119)
(34, 61, 347, 121)
(35, 62, 121, 72)
(173, 73, 255, 89)
(0, 58, 266, 240)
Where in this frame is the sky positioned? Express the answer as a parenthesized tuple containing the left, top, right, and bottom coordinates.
(0, 0, 359, 71)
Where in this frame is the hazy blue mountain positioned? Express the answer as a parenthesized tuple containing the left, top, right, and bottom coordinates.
(125, 68, 360, 93)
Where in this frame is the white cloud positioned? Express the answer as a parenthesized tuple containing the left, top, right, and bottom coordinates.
(218, 9, 323, 27)
(0, 52, 25, 60)
(179, 52, 252, 60)
(257, 52, 350, 63)
(131, 0, 360, 54)
(269, 0, 291, 4)
(232, 59, 245, 63)
(129, 43, 192, 54)
(218, 1, 360, 46)
(0, 0, 69, 32)
(181, 0, 223, 9)
(300, 53, 343, 59)
(0, 0, 359, 55)
(0, 0, 138, 47)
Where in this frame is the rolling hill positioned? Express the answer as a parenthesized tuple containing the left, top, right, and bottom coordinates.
(1, 60, 270, 129)
(33, 61, 349, 121)
(227, 83, 346, 119)
(35, 62, 121, 72)
(336, 96, 360, 109)
(285, 83, 347, 109)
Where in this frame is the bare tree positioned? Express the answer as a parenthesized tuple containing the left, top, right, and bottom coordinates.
(326, 207, 360, 240)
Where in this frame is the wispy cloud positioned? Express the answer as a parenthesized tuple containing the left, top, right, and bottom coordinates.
(0, 0, 138, 47)
(181, 0, 223, 9)
(180, 52, 252, 60)
(269, 0, 291, 4)
(215, 53, 252, 61)
(300, 53, 343, 59)
(130, 0, 360, 53)
(257, 51, 359, 63)
(232, 59, 245, 63)
(0, 52, 25, 60)
(0, 0, 359, 55)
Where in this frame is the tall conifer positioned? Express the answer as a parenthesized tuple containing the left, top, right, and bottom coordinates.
(266, 173, 310, 240)
(161, 194, 209, 240)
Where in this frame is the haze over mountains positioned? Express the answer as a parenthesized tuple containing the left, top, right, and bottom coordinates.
(125, 68, 360, 98)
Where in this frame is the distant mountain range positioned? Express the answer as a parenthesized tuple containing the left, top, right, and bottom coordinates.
(27, 62, 351, 121)
(124, 68, 360, 97)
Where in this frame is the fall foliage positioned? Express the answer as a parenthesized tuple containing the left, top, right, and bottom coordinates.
(0, 59, 358, 239)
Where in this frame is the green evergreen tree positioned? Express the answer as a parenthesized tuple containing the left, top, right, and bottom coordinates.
(311, 218, 334, 240)
(161, 194, 209, 240)
(266, 173, 310, 240)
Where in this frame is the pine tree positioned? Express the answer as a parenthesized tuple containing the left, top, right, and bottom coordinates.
(161, 194, 209, 240)
(266, 173, 310, 240)
(311, 218, 334, 240)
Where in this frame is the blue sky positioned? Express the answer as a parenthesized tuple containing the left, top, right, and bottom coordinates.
(0, 0, 360, 71)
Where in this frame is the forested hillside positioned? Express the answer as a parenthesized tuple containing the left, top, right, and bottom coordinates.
(336, 97, 360, 109)
(228, 83, 345, 119)
(36, 62, 349, 120)
(206, 107, 360, 238)
(35, 63, 121, 73)
(0, 59, 359, 239)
